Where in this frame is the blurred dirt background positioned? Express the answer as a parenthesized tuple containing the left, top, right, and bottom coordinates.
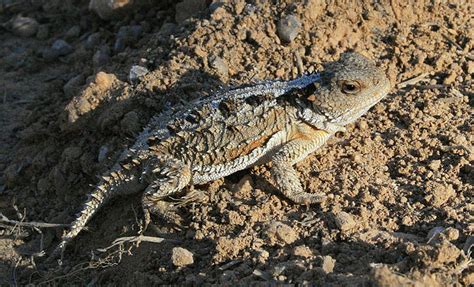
(0, 0, 473, 285)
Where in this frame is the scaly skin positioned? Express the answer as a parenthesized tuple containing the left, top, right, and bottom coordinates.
(50, 52, 391, 262)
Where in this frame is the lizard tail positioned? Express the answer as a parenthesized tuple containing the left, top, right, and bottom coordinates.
(49, 157, 146, 263)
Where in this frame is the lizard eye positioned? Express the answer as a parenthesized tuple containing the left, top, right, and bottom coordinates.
(340, 81, 361, 94)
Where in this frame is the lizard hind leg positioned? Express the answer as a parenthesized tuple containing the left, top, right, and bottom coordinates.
(141, 157, 192, 228)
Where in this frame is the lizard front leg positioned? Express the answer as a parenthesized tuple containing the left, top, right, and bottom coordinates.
(271, 124, 333, 204)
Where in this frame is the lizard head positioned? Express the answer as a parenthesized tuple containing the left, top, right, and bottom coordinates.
(307, 52, 391, 127)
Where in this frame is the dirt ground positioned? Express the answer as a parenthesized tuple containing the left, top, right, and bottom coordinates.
(0, 0, 473, 285)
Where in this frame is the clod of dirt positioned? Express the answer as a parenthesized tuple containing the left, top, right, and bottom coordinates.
(321, 255, 336, 273)
(293, 245, 314, 258)
(63, 71, 125, 125)
(264, 221, 298, 246)
(424, 182, 455, 207)
(10, 15, 38, 38)
(171, 247, 194, 267)
(89, 0, 133, 20)
(209, 55, 229, 79)
(175, 0, 207, 23)
(371, 266, 440, 287)
(277, 15, 301, 43)
(333, 211, 357, 232)
(428, 160, 442, 171)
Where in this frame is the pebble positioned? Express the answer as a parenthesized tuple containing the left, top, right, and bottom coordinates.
(129, 65, 149, 82)
(11, 15, 38, 37)
(89, 0, 133, 20)
(85, 33, 101, 50)
(333, 211, 356, 231)
(65, 25, 81, 39)
(43, 39, 74, 60)
(159, 22, 177, 36)
(93, 47, 110, 67)
(209, 55, 228, 78)
(115, 25, 142, 51)
(171, 247, 194, 267)
(52, 39, 74, 55)
(63, 75, 85, 98)
(97, 145, 109, 162)
(277, 15, 301, 43)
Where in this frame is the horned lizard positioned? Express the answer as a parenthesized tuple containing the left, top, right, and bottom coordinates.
(51, 52, 391, 260)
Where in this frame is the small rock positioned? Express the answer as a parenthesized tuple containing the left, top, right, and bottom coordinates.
(277, 15, 301, 43)
(159, 22, 177, 36)
(115, 25, 143, 51)
(44, 39, 74, 60)
(321, 255, 336, 273)
(89, 0, 133, 20)
(85, 33, 101, 50)
(63, 75, 85, 98)
(333, 211, 356, 231)
(129, 65, 149, 82)
(175, 0, 207, 23)
(171, 247, 194, 267)
(11, 15, 38, 37)
(117, 25, 142, 43)
(264, 221, 298, 246)
(65, 25, 81, 39)
(114, 37, 126, 52)
(209, 55, 229, 78)
(97, 145, 109, 162)
(93, 47, 110, 67)
(52, 39, 74, 55)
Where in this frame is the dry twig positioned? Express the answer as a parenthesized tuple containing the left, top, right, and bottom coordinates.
(0, 213, 69, 228)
